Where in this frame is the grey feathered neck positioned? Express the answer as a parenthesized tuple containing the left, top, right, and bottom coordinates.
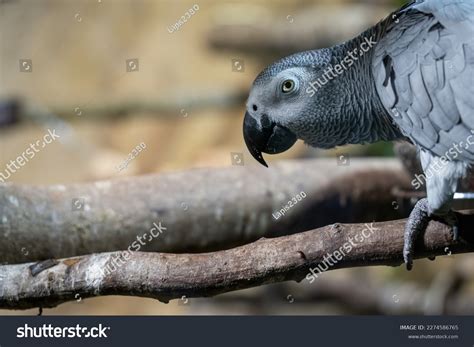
(331, 31, 405, 145)
(289, 21, 406, 149)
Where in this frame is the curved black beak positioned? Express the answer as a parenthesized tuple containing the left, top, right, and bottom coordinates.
(243, 111, 297, 167)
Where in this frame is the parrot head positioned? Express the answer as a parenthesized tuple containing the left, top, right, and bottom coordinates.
(243, 49, 334, 167)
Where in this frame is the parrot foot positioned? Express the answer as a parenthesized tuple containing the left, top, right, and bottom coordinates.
(403, 198, 459, 271)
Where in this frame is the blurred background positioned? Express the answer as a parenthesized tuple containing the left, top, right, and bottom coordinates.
(1, 0, 473, 315)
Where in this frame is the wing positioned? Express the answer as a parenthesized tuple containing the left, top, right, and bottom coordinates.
(372, 0, 474, 162)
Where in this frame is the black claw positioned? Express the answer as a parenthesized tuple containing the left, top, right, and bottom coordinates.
(403, 198, 430, 270)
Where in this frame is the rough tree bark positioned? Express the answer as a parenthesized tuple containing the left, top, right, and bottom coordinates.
(1, 218, 472, 310)
(0, 158, 412, 264)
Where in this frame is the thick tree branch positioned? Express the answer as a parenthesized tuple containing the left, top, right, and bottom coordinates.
(1, 218, 473, 310)
(0, 158, 412, 264)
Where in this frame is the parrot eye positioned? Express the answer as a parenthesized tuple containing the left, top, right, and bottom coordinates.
(281, 79, 296, 93)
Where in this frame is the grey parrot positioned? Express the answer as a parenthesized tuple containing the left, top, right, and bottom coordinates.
(243, 0, 474, 269)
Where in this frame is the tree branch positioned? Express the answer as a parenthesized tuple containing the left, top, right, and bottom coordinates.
(0, 158, 412, 264)
(1, 218, 473, 310)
